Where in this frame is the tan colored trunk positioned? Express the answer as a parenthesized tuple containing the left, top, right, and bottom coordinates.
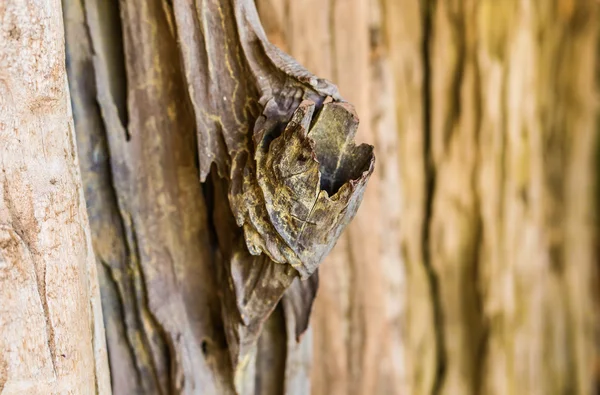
(0, 1, 110, 393)
(414, 2, 598, 394)
(259, 0, 600, 394)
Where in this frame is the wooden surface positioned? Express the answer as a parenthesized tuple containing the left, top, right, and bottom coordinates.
(423, 2, 598, 394)
(258, 0, 600, 394)
(4, 0, 596, 394)
(64, 0, 374, 393)
(257, 0, 406, 393)
(0, 0, 110, 393)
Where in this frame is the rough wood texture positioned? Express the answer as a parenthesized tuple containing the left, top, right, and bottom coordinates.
(260, 0, 600, 394)
(67, 0, 234, 393)
(64, 0, 374, 393)
(0, 0, 110, 393)
(257, 1, 406, 394)
(62, 0, 600, 393)
(393, 1, 599, 394)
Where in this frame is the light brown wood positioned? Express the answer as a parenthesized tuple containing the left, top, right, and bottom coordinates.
(0, 1, 110, 393)
(257, 1, 406, 393)
(395, 1, 599, 394)
(260, 1, 600, 394)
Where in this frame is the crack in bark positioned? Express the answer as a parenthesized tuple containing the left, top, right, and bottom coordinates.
(98, 260, 146, 388)
(0, 179, 59, 380)
(420, 0, 446, 394)
(470, 34, 488, 395)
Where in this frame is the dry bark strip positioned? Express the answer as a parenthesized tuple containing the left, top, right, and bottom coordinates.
(0, 0, 110, 393)
(64, 0, 374, 394)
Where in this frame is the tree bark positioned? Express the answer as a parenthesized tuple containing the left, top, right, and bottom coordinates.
(0, 1, 110, 393)
(259, 1, 600, 395)
(63, 0, 373, 394)
(389, 1, 599, 394)
(256, 1, 406, 394)
(5, 0, 597, 394)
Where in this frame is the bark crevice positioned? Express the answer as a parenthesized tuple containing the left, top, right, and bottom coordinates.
(420, 0, 446, 393)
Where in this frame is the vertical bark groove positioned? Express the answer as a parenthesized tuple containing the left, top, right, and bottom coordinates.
(420, 1, 446, 393)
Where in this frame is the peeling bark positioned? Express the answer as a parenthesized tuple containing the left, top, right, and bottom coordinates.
(259, 1, 600, 395)
(64, 0, 373, 393)
(9, 0, 592, 394)
(256, 1, 406, 394)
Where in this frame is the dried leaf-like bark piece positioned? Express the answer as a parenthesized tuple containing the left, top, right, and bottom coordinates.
(170, 4, 375, 378)
(242, 100, 375, 278)
(219, 96, 374, 391)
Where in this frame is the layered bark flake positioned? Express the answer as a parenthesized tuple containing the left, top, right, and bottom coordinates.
(63, 0, 374, 393)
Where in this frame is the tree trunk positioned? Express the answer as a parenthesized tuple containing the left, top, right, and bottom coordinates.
(4, 0, 599, 394)
(0, 1, 110, 393)
(258, 1, 600, 395)
(63, 0, 373, 394)
(389, 1, 599, 394)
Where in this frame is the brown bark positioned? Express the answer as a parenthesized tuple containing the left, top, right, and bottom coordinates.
(0, 1, 110, 393)
(256, 1, 406, 394)
(259, 1, 600, 395)
(63, 0, 373, 394)
(5, 0, 596, 394)
(424, 2, 597, 394)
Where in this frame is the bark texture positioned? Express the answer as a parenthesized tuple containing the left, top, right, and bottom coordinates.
(256, 1, 406, 394)
(64, 0, 373, 394)
(411, 2, 598, 394)
(0, 0, 110, 393)
(11, 0, 592, 394)
(259, 0, 600, 395)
